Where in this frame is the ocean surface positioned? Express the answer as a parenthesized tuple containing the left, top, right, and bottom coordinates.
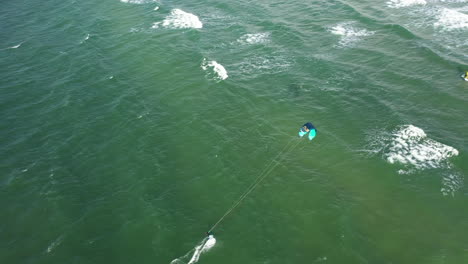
(1, 0, 468, 263)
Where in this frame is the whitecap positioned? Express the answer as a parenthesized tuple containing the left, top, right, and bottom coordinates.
(329, 22, 374, 47)
(387, 0, 427, 8)
(152, 9, 202, 29)
(120, 0, 156, 4)
(434, 8, 468, 31)
(201, 58, 228, 81)
(237, 32, 270, 45)
(365, 125, 462, 196)
(385, 125, 458, 170)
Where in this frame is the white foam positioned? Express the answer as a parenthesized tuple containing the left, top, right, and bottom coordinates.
(434, 8, 468, 31)
(385, 125, 458, 170)
(120, 0, 156, 4)
(46, 235, 64, 253)
(329, 22, 374, 47)
(201, 58, 228, 81)
(152, 9, 202, 29)
(10, 43, 22, 49)
(236, 55, 292, 76)
(237, 32, 270, 45)
(435, 0, 468, 3)
(203, 235, 216, 250)
(80, 34, 90, 44)
(188, 235, 216, 264)
(387, 0, 427, 8)
(1, 42, 23, 50)
(171, 236, 216, 264)
(441, 172, 463, 196)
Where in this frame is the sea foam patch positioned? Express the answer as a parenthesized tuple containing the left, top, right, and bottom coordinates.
(434, 8, 468, 31)
(237, 33, 270, 45)
(387, 0, 427, 8)
(441, 172, 463, 196)
(385, 125, 458, 170)
(365, 125, 462, 196)
(235, 54, 292, 77)
(201, 58, 228, 81)
(329, 22, 374, 47)
(120, 0, 156, 3)
(152, 9, 202, 29)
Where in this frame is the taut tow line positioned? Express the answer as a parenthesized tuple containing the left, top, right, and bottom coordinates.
(171, 132, 311, 264)
(207, 137, 301, 233)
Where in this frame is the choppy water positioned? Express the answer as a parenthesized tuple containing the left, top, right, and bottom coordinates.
(1, 0, 468, 263)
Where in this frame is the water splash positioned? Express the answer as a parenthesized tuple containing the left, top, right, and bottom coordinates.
(1, 42, 23, 50)
(171, 235, 216, 264)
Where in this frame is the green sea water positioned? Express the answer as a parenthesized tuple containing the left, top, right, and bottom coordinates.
(1, 0, 468, 263)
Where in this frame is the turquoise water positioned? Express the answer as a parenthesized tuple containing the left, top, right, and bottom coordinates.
(1, 0, 468, 263)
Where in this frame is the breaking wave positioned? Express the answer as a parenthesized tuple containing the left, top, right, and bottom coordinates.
(385, 125, 458, 170)
(201, 58, 228, 81)
(434, 8, 468, 31)
(364, 125, 462, 196)
(153, 9, 203, 29)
